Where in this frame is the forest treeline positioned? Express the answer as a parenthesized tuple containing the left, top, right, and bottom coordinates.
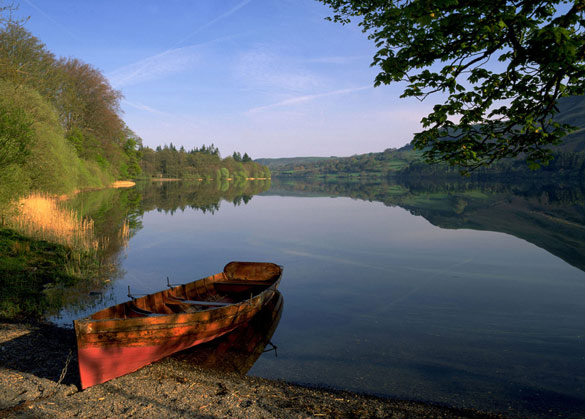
(0, 12, 269, 201)
(268, 148, 418, 178)
(139, 143, 270, 180)
(267, 146, 585, 180)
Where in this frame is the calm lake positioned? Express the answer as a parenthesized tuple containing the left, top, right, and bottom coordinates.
(53, 179, 585, 417)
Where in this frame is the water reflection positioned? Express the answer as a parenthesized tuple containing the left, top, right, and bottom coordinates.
(136, 179, 271, 215)
(50, 179, 271, 324)
(267, 177, 585, 273)
(45, 187, 140, 322)
(40, 177, 585, 417)
(170, 291, 283, 374)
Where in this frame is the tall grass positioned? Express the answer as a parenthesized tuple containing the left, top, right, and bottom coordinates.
(6, 192, 130, 277)
(1, 192, 131, 319)
(8, 192, 99, 251)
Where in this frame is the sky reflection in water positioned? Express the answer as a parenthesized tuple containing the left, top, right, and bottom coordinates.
(60, 184, 585, 417)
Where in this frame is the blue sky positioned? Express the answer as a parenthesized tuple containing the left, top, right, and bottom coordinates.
(15, 0, 431, 158)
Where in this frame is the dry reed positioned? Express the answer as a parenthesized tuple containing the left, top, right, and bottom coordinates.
(118, 219, 130, 241)
(8, 192, 99, 252)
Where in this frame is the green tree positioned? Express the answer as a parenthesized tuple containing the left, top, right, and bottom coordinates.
(0, 104, 33, 169)
(0, 18, 134, 181)
(319, 0, 585, 170)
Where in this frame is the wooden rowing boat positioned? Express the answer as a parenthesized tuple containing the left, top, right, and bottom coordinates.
(74, 261, 283, 389)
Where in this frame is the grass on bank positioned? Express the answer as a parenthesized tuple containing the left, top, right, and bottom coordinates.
(0, 192, 128, 320)
(0, 227, 79, 320)
(9, 192, 99, 253)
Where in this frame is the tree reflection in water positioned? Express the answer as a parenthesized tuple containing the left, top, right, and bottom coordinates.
(47, 179, 272, 323)
(268, 177, 585, 273)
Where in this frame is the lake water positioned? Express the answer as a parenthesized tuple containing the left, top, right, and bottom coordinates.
(54, 179, 585, 417)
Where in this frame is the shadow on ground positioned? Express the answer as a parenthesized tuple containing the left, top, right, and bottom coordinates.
(0, 322, 80, 387)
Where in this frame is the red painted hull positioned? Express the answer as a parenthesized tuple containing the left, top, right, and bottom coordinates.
(77, 324, 238, 388)
(74, 261, 282, 389)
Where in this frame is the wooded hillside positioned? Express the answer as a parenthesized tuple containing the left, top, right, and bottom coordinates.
(0, 20, 140, 196)
(266, 95, 585, 179)
(0, 12, 270, 200)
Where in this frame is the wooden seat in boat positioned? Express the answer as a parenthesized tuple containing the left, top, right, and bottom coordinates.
(129, 304, 165, 317)
(165, 295, 230, 307)
(219, 280, 271, 286)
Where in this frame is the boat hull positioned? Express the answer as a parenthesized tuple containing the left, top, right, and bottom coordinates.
(171, 290, 284, 375)
(74, 262, 282, 389)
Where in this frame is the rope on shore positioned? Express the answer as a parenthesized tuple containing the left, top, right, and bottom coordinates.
(57, 349, 72, 386)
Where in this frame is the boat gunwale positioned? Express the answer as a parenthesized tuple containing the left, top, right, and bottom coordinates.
(74, 263, 282, 327)
(75, 288, 279, 332)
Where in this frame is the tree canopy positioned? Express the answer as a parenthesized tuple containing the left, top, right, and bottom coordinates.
(0, 10, 143, 193)
(139, 144, 270, 180)
(319, 0, 585, 170)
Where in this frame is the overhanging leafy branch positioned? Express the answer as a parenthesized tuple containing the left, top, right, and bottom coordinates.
(320, 0, 585, 171)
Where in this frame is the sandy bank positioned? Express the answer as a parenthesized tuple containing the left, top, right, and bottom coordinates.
(110, 181, 136, 188)
(0, 322, 501, 418)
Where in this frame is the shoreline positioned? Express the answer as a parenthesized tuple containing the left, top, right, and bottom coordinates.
(144, 177, 271, 182)
(0, 321, 502, 418)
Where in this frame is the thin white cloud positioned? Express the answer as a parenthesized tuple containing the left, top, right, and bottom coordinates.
(122, 100, 171, 116)
(123, 100, 208, 130)
(107, 1, 253, 89)
(107, 33, 241, 88)
(248, 85, 371, 113)
(107, 45, 201, 88)
(303, 56, 363, 64)
(234, 48, 322, 93)
(173, 0, 252, 46)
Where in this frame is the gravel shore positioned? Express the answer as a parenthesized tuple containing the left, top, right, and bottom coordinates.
(0, 321, 502, 418)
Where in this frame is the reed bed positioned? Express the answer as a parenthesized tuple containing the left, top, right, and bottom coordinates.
(1, 192, 133, 319)
(118, 219, 130, 241)
(8, 192, 99, 252)
(5, 191, 131, 269)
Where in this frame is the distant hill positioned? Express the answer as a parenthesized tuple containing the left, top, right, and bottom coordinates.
(255, 157, 334, 169)
(257, 148, 424, 178)
(554, 95, 585, 152)
(262, 95, 585, 178)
